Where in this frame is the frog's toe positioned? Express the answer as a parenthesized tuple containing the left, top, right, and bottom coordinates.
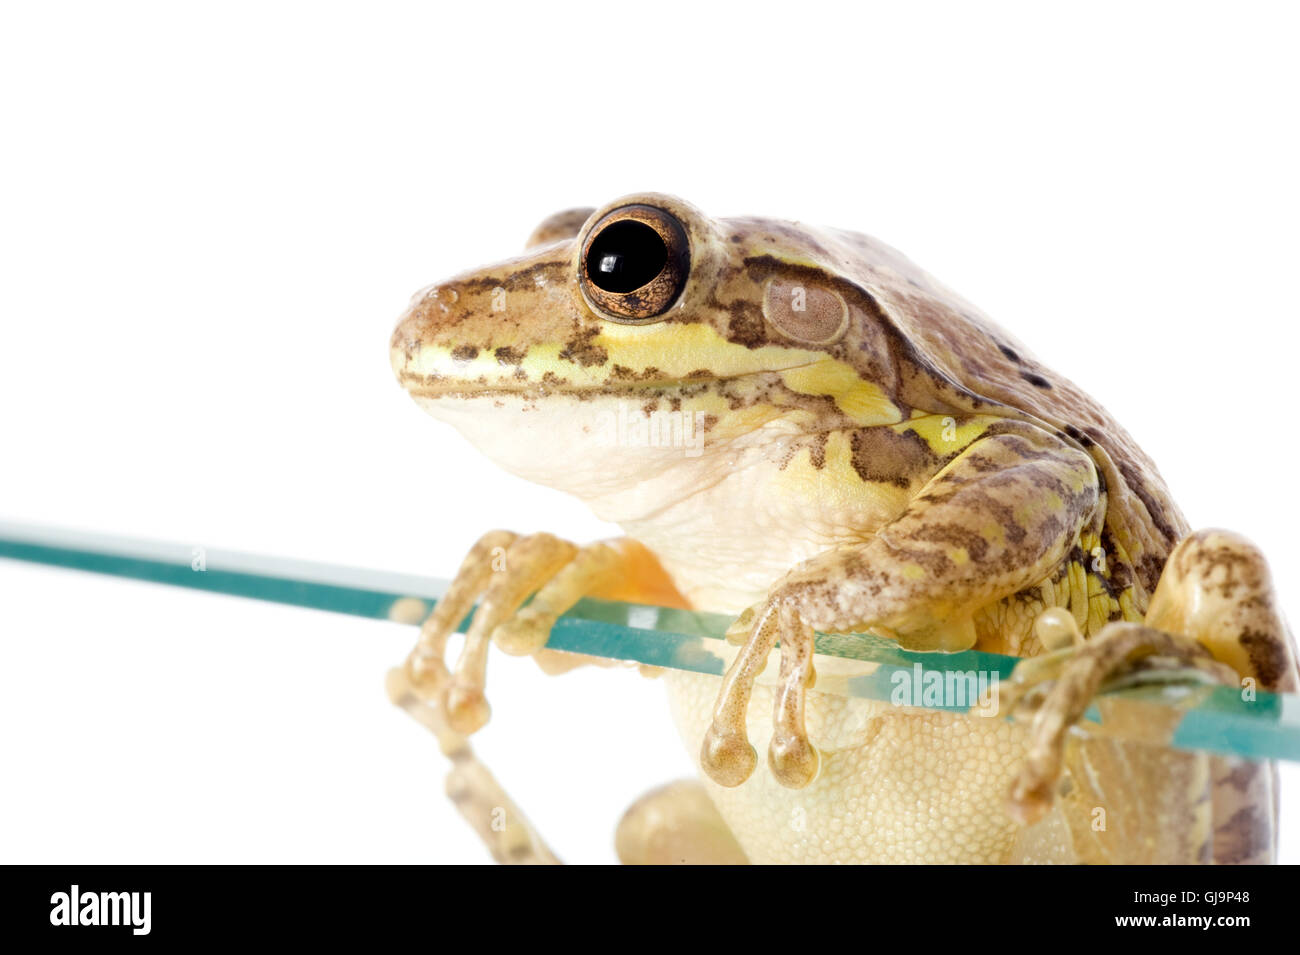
(700, 729, 757, 788)
(444, 684, 492, 736)
(1005, 771, 1058, 827)
(768, 603, 819, 789)
(1034, 606, 1086, 652)
(768, 732, 819, 790)
(702, 599, 820, 790)
(701, 601, 778, 787)
(724, 603, 761, 645)
(489, 606, 553, 656)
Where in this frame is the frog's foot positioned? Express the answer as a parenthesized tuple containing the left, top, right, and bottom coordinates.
(404, 530, 631, 735)
(1004, 617, 1239, 826)
(701, 597, 820, 790)
(615, 780, 749, 865)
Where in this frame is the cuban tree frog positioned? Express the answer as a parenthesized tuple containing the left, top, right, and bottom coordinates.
(388, 194, 1297, 864)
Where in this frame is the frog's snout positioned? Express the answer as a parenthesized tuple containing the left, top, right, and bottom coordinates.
(389, 292, 435, 381)
(389, 280, 468, 387)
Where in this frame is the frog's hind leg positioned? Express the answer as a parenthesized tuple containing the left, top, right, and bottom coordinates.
(1005, 529, 1296, 863)
(615, 780, 749, 865)
(1145, 528, 1298, 694)
(1004, 621, 1236, 818)
(1148, 529, 1296, 865)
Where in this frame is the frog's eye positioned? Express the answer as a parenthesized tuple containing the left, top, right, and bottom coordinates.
(580, 205, 689, 323)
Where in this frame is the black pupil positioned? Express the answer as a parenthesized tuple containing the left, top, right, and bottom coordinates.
(586, 220, 667, 293)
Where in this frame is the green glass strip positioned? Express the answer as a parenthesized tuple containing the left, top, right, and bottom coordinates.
(2, 519, 1298, 763)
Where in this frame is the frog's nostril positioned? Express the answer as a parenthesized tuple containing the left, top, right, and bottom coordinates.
(579, 204, 689, 323)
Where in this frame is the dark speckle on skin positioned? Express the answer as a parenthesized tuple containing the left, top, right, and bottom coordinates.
(1021, 371, 1051, 389)
(809, 432, 828, 469)
(456, 261, 568, 294)
(1137, 552, 1165, 594)
(494, 346, 524, 365)
(723, 299, 769, 349)
(1063, 423, 1094, 448)
(997, 342, 1021, 363)
(849, 427, 938, 488)
(451, 345, 479, 361)
(1219, 760, 1262, 794)
(1214, 806, 1272, 865)
(1117, 458, 1179, 546)
(1241, 630, 1289, 690)
(558, 327, 609, 367)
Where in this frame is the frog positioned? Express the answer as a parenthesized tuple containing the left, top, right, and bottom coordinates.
(388, 192, 1298, 864)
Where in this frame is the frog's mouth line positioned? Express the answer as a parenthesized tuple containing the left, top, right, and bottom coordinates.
(399, 374, 716, 401)
(395, 360, 826, 402)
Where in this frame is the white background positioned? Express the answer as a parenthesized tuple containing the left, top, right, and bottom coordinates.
(1, 2, 1297, 864)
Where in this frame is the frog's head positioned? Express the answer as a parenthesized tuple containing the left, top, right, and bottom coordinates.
(391, 193, 958, 496)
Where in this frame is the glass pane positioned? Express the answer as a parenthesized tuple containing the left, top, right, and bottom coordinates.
(2, 519, 1296, 763)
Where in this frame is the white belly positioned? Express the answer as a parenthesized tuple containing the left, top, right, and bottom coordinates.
(663, 670, 1080, 863)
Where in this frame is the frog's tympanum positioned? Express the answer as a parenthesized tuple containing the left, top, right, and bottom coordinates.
(389, 194, 1297, 864)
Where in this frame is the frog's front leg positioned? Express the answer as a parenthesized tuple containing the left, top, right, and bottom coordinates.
(405, 532, 685, 733)
(394, 531, 693, 863)
(702, 422, 1101, 789)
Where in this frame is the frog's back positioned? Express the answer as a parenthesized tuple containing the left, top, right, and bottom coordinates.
(802, 221, 1188, 615)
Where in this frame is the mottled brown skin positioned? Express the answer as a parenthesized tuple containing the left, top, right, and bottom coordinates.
(391, 193, 1296, 864)
(394, 197, 1174, 646)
